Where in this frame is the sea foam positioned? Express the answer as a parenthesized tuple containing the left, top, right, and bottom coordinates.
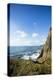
(21, 52, 40, 60)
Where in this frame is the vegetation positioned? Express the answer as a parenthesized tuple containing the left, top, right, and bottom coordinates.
(8, 56, 51, 76)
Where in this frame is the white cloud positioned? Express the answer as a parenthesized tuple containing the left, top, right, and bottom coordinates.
(10, 30, 47, 46)
(16, 30, 27, 38)
(32, 33, 38, 37)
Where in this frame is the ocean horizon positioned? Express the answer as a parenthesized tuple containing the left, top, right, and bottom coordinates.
(9, 45, 43, 60)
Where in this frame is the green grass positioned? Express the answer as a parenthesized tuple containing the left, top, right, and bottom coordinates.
(8, 56, 51, 76)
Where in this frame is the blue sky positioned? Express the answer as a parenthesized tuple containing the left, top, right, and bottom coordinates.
(9, 4, 51, 46)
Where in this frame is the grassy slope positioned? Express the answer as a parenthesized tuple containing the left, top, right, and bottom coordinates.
(9, 56, 51, 76)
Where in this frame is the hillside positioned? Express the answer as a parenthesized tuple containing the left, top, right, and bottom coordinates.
(8, 27, 52, 76)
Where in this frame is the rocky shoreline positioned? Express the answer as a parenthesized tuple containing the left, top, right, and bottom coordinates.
(8, 27, 51, 76)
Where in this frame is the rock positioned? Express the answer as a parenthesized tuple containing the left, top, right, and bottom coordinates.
(36, 27, 51, 63)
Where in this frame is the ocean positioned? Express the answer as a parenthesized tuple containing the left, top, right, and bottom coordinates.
(9, 46, 43, 60)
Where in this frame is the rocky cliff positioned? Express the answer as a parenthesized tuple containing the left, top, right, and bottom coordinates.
(36, 27, 51, 63)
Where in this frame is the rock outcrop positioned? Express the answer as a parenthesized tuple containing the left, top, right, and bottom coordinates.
(36, 27, 51, 63)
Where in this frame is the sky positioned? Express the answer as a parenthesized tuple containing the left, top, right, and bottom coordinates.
(9, 4, 51, 46)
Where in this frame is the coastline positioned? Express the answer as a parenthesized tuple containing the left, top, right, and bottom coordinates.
(8, 56, 51, 76)
(8, 28, 51, 76)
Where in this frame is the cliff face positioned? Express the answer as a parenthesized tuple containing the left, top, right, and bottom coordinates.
(37, 27, 51, 63)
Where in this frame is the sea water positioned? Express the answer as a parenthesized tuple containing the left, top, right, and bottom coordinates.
(9, 46, 43, 60)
